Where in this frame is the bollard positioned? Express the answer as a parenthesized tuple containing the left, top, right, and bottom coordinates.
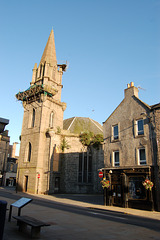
(0, 200, 7, 240)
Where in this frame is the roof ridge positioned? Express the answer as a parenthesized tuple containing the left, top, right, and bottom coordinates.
(68, 117, 76, 130)
(88, 118, 103, 132)
(133, 96, 151, 109)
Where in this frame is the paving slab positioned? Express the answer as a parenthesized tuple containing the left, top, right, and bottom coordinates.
(1, 187, 160, 240)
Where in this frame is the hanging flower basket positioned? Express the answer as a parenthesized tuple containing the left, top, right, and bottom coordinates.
(142, 179, 153, 191)
(101, 179, 110, 189)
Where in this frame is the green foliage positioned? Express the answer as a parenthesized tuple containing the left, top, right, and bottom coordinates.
(57, 126, 61, 134)
(92, 134, 104, 149)
(79, 131, 93, 146)
(61, 137, 70, 152)
(79, 131, 103, 148)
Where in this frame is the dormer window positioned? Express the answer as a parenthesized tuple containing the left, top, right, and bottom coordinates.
(137, 119, 144, 135)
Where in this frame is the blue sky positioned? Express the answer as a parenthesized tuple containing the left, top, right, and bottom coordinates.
(0, 0, 159, 155)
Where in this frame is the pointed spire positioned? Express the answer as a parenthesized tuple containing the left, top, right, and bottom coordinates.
(40, 29, 57, 66)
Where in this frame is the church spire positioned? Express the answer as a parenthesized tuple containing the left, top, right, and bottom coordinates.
(40, 29, 57, 66)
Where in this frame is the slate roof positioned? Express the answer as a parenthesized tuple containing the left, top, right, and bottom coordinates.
(63, 117, 103, 135)
(150, 103, 160, 110)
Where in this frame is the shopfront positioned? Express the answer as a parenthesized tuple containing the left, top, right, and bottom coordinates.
(103, 166, 154, 211)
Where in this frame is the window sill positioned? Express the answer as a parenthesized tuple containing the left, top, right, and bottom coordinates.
(111, 139, 120, 143)
(135, 134, 145, 138)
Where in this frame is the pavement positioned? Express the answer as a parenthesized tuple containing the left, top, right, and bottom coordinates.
(1, 187, 160, 239)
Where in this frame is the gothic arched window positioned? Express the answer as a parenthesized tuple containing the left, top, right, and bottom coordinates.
(27, 142, 32, 162)
(28, 142, 32, 162)
(78, 150, 92, 183)
(32, 109, 35, 128)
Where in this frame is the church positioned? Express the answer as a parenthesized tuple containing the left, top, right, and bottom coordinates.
(16, 30, 104, 194)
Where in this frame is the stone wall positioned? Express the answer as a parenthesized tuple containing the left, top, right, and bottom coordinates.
(103, 86, 152, 168)
(58, 134, 104, 193)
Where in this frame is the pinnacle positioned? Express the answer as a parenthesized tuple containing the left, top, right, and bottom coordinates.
(40, 29, 57, 66)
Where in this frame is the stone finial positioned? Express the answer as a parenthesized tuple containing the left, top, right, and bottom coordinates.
(31, 63, 38, 85)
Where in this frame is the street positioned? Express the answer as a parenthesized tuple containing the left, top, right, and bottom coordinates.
(0, 188, 160, 240)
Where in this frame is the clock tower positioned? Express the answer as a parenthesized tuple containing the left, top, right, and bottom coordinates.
(16, 30, 67, 194)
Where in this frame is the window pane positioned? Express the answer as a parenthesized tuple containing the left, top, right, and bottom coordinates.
(88, 172, 92, 183)
(78, 153, 83, 182)
(140, 149, 145, 160)
(79, 153, 82, 171)
(32, 109, 35, 127)
(28, 142, 31, 162)
(84, 153, 87, 171)
(129, 177, 146, 199)
(79, 151, 92, 183)
(114, 125, 118, 139)
(114, 151, 119, 166)
(88, 152, 92, 183)
(115, 152, 119, 162)
(137, 119, 144, 135)
(88, 153, 92, 172)
(139, 148, 146, 165)
(83, 153, 87, 183)
(78, 172, 82, 182)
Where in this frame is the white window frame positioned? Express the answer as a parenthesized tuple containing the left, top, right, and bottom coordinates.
(111, 123, 120, 141)
(113, 124, 119, 140)
(138, 148, 146, 165)
(136, 119, 144, 136)
(113, 150, 120, 167)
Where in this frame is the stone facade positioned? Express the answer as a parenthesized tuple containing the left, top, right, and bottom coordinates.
(16, 30, 104, 195)
(103, 82, 160, 211)
(0, 118, 10, 186)
(4, 142, 18, 187)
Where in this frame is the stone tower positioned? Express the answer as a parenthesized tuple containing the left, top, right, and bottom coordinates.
(16, 30, 67, 194)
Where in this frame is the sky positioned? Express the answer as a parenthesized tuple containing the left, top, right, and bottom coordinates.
(0, 0, 160, 155)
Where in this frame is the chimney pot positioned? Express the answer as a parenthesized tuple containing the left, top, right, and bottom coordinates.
(127, 84, 130, 88)
(130, 82, 134, 87)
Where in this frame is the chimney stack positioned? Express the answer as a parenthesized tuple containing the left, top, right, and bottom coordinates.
(125, 82, 139, 98)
